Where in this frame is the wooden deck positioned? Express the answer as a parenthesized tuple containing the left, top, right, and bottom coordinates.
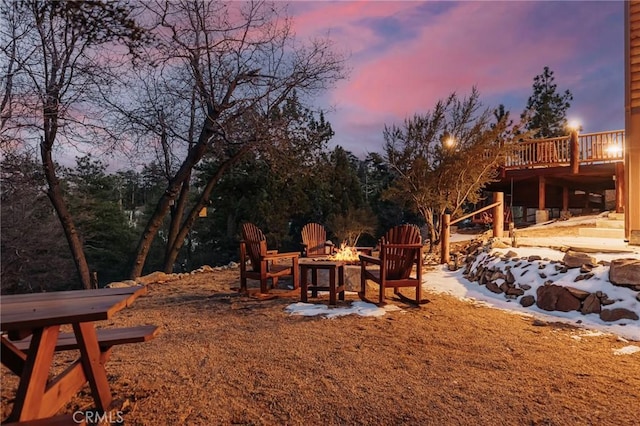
(486, 130, 626, 221)
(504, 130, 624, 169)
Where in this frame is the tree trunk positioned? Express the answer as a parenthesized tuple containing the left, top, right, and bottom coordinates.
(162, 147, 250, 273)
(164, 174, 190, 267)
(41, 140, 92, 289)
(129, 114, 217, 279)
(419, 206, 436, 253)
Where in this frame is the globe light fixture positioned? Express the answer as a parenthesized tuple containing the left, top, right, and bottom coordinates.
(568, 120, 581, 132)
(444, 136, 456, 148)
(606, 145, 623, 155)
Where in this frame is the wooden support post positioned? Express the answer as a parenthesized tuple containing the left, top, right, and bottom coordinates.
(538, 176, 546, 210)
(440, 213, 450, 264)
(570, 129, 579, 174)
(615, 162, 625, 214)
(509, 222, 518, 248)
(536, 176, 548, 223)
(492, 192, 504, 238)
(561, 186, 569, 218)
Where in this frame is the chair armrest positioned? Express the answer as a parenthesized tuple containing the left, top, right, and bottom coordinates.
(264, 251, 300, 260)
(359, 254, 381, 266)
(382, 243, 423, 250)
(355, 246, 374, 256)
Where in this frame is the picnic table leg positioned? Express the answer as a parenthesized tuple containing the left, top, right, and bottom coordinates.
(1, 336, 27, 376)
(9, 326, 59, 421)
(73, 322, 112, 412)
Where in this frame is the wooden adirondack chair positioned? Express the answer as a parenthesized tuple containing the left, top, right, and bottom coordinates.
(300, 223, 335, 257)
(239, 222, 299, 294)
(358, 224, 425, 305)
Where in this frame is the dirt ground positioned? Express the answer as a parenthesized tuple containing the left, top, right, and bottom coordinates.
(2, 257, 639, 426)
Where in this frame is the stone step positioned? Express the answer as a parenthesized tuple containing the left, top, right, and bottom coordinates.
(607, 212, 625, 221)
(578, 227, 626, 239)
(596, 218, 625, 229)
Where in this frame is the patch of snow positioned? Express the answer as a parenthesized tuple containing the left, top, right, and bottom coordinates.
(613, 345, 640, 355)
(284, 301, 401, 318)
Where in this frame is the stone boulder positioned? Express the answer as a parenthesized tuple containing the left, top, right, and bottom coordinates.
(580, 293, 601, 315)
(106, 280, 138, 288)
(520, 295, 535, 307)
(609, 259, 640, 288)
(136, 271, 169, 285)
(486, 282, 503, 294)
(562, 251, 596, 269)
(600, 308, 639, 322)
(536, 284, 581, 312)
(565, 287, 590, 301)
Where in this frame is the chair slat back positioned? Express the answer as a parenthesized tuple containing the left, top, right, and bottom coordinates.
(241, 222, 267, 272)
(301, 223, 328, 257)
(381, 224, 421, 280)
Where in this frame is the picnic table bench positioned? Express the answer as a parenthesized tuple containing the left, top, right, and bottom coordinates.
(1, 285, 157, 424)
(9, 325, 159, 353)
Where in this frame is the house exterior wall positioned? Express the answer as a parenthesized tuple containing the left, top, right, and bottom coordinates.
(625, 1, 640, 244)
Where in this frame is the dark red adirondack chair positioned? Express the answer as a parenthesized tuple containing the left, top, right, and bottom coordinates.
(239, 223, 299, 294)
(358, 224, 425, 305)
(300, 223, 335, 257)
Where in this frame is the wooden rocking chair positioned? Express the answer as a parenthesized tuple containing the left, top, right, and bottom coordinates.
(358, 224, 425, 305)
(239, 222, 299, 294)
(300, 223, 335, 257)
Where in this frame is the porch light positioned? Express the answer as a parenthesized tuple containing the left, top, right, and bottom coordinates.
(568, 120, 581, 132)
(444, 137, 456, 148)
(606, 145, 623, 155)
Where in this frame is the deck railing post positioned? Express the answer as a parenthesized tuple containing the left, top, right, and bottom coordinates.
(440, 213, 450, 264)
(492, 192, 504, 238)
(570, 129, 579, 174)
(615, 162, 625, 214)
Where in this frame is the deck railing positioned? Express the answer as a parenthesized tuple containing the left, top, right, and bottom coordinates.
(503, 130, 625, 169)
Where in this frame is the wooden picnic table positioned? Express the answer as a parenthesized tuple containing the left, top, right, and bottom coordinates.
(1, 285, 156, 423)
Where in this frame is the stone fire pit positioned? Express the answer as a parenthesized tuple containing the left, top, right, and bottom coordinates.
(303, 255, 378, 292)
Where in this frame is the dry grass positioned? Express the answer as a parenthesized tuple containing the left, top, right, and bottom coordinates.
(2, 267, 639, 426)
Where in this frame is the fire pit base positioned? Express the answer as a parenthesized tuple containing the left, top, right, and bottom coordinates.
(343, 264, 362, 292)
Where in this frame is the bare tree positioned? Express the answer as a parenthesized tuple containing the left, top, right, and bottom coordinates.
(383, 88, 527, 250)
(1, 0, 146, 288)
(118, 0, 346, 277)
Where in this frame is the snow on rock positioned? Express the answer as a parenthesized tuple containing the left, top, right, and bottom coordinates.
(457, 238, 640, 329)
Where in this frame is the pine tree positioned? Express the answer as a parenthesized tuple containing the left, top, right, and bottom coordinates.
(522, 66, 573, 138)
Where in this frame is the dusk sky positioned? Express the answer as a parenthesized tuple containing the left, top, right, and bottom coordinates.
(286, 1, 625, 158)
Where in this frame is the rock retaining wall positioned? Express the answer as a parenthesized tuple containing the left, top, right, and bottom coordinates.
(451, 239, 640, 323)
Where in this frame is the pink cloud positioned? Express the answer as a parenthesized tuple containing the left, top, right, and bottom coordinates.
(288, 1, 623, 156)
(333, 2, 577, 118)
